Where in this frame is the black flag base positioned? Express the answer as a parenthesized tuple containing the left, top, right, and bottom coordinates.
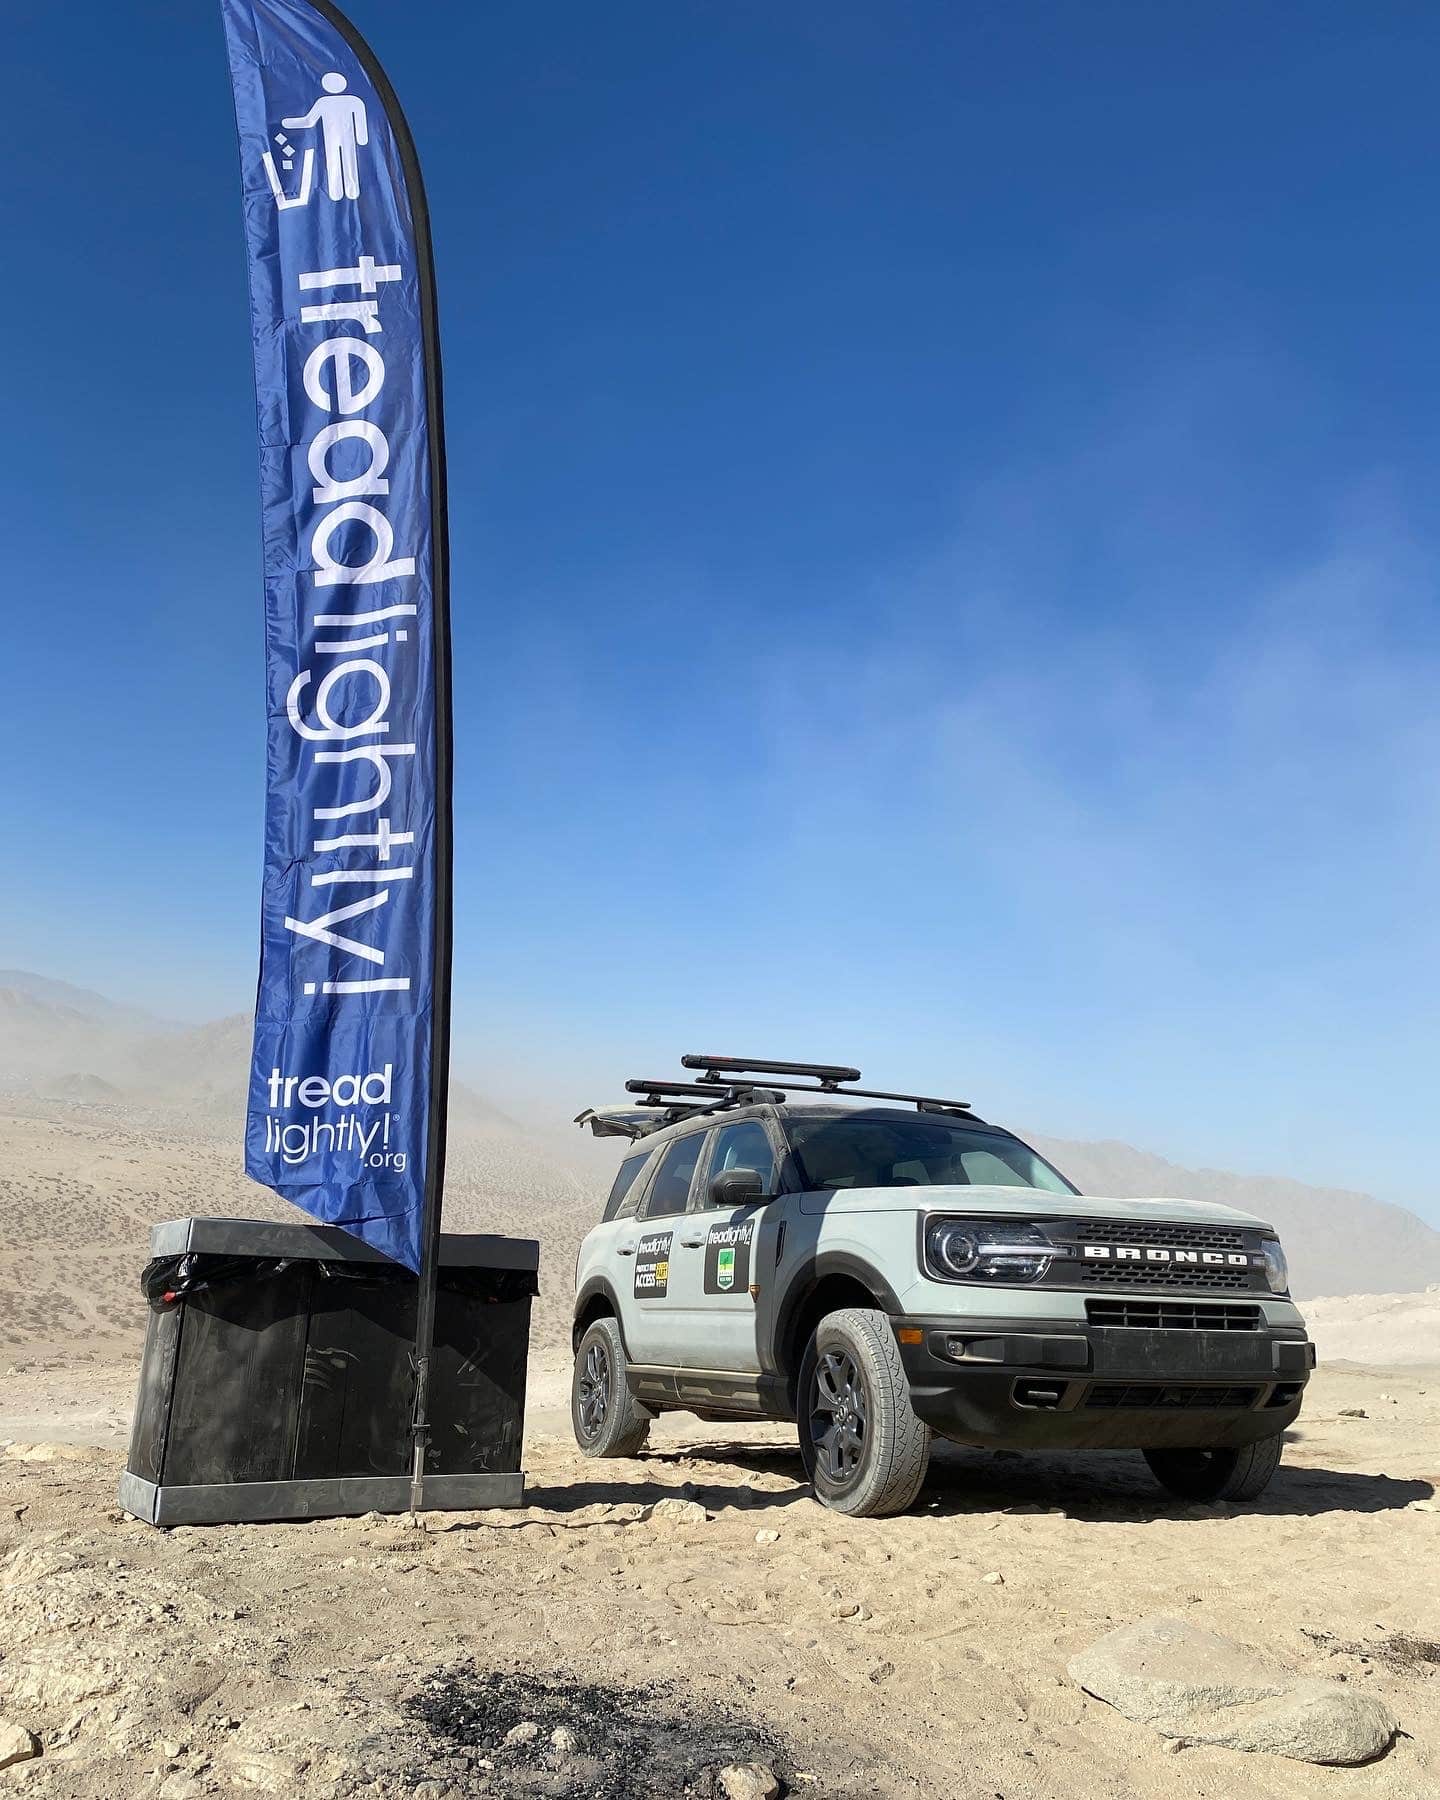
(120, 1218, 537, 1526)
(119, 1469, 521, 1528)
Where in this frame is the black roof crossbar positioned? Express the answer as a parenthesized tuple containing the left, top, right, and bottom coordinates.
(682, 1054, 861, 1089)
(624, 1079, 787, 1109)
(692, 1077, 972, 1115)
(624, 1079, 750, 1101)
(681, 1055, 971, 1115)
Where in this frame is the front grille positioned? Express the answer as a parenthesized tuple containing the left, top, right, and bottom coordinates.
(1085, 1383, 1261, 1411)
(1078, 1261, 1254, 1290)
(1077, 1221, 1248, 1250)
(1086, 1299, 1261, 1331)
(1064, 1219, 1260, 1292)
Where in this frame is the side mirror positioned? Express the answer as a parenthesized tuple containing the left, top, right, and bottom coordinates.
(708, 1167, 765, 1208)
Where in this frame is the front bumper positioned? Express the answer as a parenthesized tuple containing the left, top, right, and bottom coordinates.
(894, 1314, 1315, 1450)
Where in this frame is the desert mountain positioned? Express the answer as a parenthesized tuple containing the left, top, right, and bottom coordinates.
(0, 970, 178, 1035)
(0, 977, 172, 1094)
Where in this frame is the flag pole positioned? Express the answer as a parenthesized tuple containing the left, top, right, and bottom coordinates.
(305, 0, 454, 1514)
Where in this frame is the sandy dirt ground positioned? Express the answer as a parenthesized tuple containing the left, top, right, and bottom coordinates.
(0, 1355, 1436, 1799)
(1300, 1292, 1440, 1367)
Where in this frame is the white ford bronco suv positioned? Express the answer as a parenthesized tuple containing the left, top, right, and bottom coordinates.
(572, 1057, 1313, 1517)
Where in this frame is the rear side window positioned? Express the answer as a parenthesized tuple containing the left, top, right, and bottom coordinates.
(603, 1151, 650, 1222)
(642, 1133, 706, 1218)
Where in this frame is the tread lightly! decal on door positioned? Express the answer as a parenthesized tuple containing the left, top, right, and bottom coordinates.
(634, 1229, 673, 1298)
(704, 1216, 758, 1295)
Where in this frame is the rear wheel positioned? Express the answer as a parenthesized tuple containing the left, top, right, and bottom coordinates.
(1144, 1433, 1283, 1502)
(797, 1308, 930, 1517)
(571, 1317, 651, 1458)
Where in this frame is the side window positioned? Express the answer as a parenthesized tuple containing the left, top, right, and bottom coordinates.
(642, 1134, 705, 1219)
(603, 1151, 650, 1222)
(706, 1120, 776, 1197)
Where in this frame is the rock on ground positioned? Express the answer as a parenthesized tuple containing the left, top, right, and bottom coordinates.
(645, 1497, 709, 1526)
(1069, 1615, 1398, 1765)
(718, 1763, 781, 1800)
(0, 1719, 40, 1769)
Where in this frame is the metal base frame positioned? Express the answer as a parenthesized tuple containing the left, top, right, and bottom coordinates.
(117, 1469, 524, 1527)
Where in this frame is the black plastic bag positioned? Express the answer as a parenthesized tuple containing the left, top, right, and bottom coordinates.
(141, 1252, 293, 1309)
(141, 1251, 538, 1310)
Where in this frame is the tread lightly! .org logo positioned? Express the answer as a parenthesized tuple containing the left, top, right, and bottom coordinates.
(260, 1063, 406, 1173)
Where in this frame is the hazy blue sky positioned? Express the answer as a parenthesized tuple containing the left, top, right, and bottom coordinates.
(5, 2, 1438, 1216)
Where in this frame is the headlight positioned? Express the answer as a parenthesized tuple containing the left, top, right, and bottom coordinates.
(1260, 1238, 1289, 1295)
(927, 1222, 980, 1277)
(924, 1219, 1053, 1284)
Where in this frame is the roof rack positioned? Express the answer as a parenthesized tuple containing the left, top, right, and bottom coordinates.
(681, 1055, 861, 1089)
(577, 1057, 975, 1137)
(627, 1080, 786, 1115)
(623, 1078, 763, 1103)
(683, 1056, 972, 1115)
(692, 1078, 972, 1114)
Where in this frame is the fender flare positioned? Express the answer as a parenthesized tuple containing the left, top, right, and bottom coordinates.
(764, 1249, 905, 1381)
(572, 1275, 631, 1355)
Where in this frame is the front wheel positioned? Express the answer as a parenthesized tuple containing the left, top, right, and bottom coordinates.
(1143, 1433, 1284, 1502)
(797, 1308, 930, 1517)
(571, 1317, 652, 1458)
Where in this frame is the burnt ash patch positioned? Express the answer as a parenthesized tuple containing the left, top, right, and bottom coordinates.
(1303, 1627, 1440, 1674)
(1355, 1632, 1440, 1674)
(403, 1662, 791, 1798)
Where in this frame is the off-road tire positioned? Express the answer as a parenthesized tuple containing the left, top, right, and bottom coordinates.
(571, 1317, 652, 1458)
(798, 1308, 931, 1517)
(1143, 1433, 1284, 1502)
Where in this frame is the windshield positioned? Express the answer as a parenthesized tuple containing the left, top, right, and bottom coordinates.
(782, 1112, 1078, 1195)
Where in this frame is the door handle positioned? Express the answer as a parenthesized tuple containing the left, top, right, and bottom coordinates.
(679, 1232, 706, 1248)
(616, 1242, 637, 1256)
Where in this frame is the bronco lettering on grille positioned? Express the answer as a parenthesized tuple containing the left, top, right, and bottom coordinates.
(1081, 1245, 1255, 1267)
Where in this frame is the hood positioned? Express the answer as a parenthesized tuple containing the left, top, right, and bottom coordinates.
(796, 1184, 1274, 1232)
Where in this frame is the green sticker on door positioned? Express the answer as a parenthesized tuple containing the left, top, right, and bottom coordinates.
(704, 1218, 756, 1295)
